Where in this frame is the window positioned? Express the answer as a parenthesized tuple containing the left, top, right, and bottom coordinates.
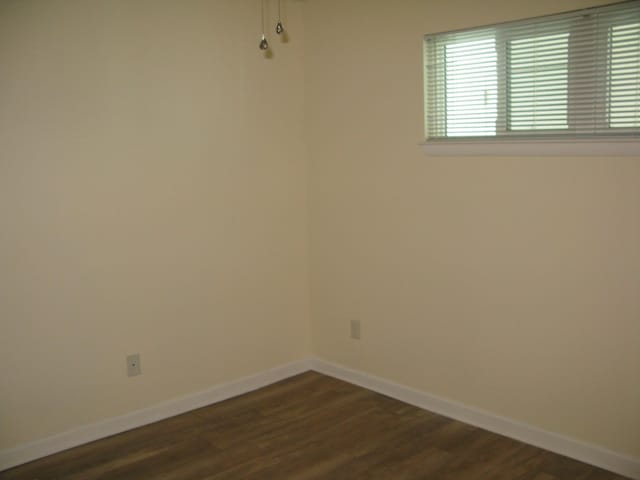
(424, 1, 640, 149)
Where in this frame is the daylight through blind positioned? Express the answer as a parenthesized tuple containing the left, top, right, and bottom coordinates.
(424, 1, 640, 140)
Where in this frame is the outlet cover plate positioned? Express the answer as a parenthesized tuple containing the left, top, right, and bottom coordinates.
(350, 319, 361, 340)
(127, 353, 141, 377)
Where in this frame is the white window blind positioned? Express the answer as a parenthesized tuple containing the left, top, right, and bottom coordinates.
(424, 0, 640, 141)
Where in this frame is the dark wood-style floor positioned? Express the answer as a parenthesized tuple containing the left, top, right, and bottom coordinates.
(1, 372, 629, 480)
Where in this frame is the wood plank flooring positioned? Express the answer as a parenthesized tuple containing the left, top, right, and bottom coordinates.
(1, 372, 630, 479)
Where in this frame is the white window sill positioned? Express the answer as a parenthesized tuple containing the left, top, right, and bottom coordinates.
(421, 139, 640, 157)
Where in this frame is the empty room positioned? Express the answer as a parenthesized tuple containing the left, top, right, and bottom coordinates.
(1, 0, 639, 478)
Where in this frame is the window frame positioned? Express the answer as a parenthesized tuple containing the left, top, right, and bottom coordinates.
(422, 3, 640, 156)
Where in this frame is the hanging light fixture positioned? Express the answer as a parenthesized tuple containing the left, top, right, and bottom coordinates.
(259, 0, 269, 50)
(276, 0, 284, 35)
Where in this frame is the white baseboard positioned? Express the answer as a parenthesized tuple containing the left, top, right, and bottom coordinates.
(0, 358, 312, 472)
(3, 356, 638, 480)
(310, 357, 640, 480)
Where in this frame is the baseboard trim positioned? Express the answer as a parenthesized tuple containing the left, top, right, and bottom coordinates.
(3, 357, 638, 479)
(310, 357, 640, 480)
(0, 358, 312, 472)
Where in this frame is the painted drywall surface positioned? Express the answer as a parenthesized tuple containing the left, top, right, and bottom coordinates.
(305, 0, 640, 457)
(0, 0, 310, 450)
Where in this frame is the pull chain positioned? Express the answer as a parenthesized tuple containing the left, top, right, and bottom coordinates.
(276, 0, 284, 35)
(259, 0, 269, 50)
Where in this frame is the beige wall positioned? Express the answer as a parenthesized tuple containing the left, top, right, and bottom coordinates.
(305, 0, 640, 458)
(1, 0, 639, 461)
(0, 0, 310, 450)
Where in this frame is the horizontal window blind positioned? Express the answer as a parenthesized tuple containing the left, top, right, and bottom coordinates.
(424, 0, 640, 141)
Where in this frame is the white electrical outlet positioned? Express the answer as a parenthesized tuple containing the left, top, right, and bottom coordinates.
(350, 319, 361, 340)
(127, 353, 141, 377)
